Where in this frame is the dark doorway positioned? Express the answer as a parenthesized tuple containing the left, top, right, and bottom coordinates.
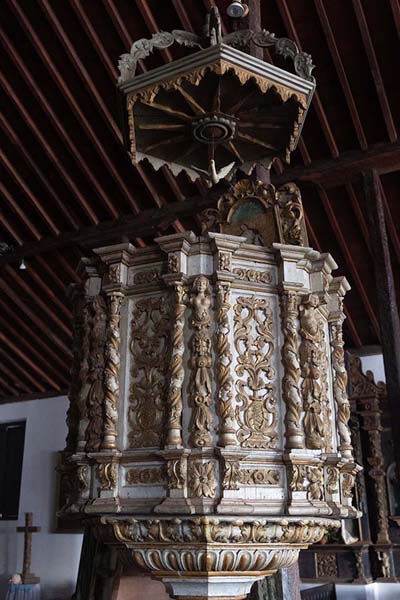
(0, 420, 26, 520)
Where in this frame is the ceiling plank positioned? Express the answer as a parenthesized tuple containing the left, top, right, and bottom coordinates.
(0, 343, 46, 393)
(276, 0, 339, 157)
(313, 0, 368, 150)
(352, 0, 397, 142)
(0, 110, 80, 230)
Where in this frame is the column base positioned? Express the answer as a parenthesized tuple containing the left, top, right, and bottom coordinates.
(161, 574, 267, 600)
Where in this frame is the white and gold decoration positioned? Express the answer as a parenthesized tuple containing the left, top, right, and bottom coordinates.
(60, 178, 360, 600)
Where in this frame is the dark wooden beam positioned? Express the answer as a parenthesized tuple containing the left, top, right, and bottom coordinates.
(0, 389, 69, 405)
(273, 140, 400, 187)
(352, 0, 397, 142)
(313, 0, 368, 150)
(364, 169, 400, 482)
(0, 186, 228, 264)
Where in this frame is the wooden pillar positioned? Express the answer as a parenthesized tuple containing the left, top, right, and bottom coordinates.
(364, 169, 400, 483)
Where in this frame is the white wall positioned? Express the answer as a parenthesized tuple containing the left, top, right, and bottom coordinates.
(359, 352, 386, 384)
(0, 396, 82, 600)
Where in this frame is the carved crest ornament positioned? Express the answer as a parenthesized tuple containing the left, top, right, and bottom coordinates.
(58, 9, 360, 600)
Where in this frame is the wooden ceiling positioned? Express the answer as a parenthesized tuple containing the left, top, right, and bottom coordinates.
(0, 0, 399, 402)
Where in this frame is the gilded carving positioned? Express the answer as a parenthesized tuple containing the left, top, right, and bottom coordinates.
(239, 468, 280, 485)
(126, 467, 166, 486)
(341, 472, 355, 498)
(325, 466, 339, 495)
(108, 263, 121, 284)
(276, 183, 308, 246)
(102, 294, 123, 450)
(215, 283, 237, 446)
(188, 461, 216, 498)
(188, 276, 213, 448)
(85, 295, 107, 452)
(288, 464, 307, 491)
(167, 457, 187, 490)
(222, 461, 240, 490)
(108, 516, 339, 547)
(97, 463, 117, 491)
(299, 294, 325, 450)
(315, 553, 337, 578)
(233, 268, 272, 284)
(330, 320, 352, 457)
(280, 292, 304, 449)
(234, 296, 277, 448)
(166, 285, 186, 447)
(168, 254, 179, 273)
(128, 297, 170, 448)
(307, 467, 324, 501)
(218, 252, 231, 271)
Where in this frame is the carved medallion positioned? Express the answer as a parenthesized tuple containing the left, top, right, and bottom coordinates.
(188, 461, 216, 498)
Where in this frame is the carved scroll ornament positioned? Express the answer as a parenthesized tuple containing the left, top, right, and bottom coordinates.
(330, 320, 353, 457)
(234, 296, 277, 448)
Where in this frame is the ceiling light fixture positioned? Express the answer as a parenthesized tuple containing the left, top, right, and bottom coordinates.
(227, 0, 249, 18)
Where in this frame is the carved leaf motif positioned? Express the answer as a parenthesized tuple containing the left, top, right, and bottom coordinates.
(233, 268, 272, 284)
(126, 467, 166, 485)
(128, 296, 170, 448)
(239, 468, 280, 485)
(234, 296, 277, 448)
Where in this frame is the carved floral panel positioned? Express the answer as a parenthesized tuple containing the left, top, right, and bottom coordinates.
(128, 295, 170, 448)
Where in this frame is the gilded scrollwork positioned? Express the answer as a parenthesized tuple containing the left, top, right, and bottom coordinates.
(330, 320, 353, 457)
(215, 283, 236, 446)
(85, 295, 107, 452)
(166, 285, 186, 447)
(188, 461, 216, 498)
(276, 183, 308, 246)
(315, 553, 337, 578)
(128, 296, 170, 448)
(325, 466, 339, 495)
(288, 464, 307, 492)
(133, 269, 161, 285)
(167, 456, 187, 490)
(299, 294, 325, 450)
(280, 292, 304, 449)
(97, 463, 117, 491)
(102, 294, 123, 450)
(234, 296, 277, 448)
(307, 467, 324, 501)
(188, 276, 213, 448)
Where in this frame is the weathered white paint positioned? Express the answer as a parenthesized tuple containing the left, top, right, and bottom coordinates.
(0, 396, 82, 600)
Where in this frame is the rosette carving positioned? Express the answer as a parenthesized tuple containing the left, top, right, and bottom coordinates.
(234, 296, 277, 448)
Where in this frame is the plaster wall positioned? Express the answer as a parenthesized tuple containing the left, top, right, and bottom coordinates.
(0, 396, 82, 600)
(359, 352, 386, 384)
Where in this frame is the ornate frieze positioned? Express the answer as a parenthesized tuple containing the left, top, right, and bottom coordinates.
(234, 296, 277, 448)
(133, 269, 161, 285)
(126, 466, 166, 486)
(239, 468, 280, 486)
(280, 291, 304, 449)
(233, 268, 273, 285)
(299, 294, 325, 450)
(128, 296, 170, 448)
(188, 276, 213, 448)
